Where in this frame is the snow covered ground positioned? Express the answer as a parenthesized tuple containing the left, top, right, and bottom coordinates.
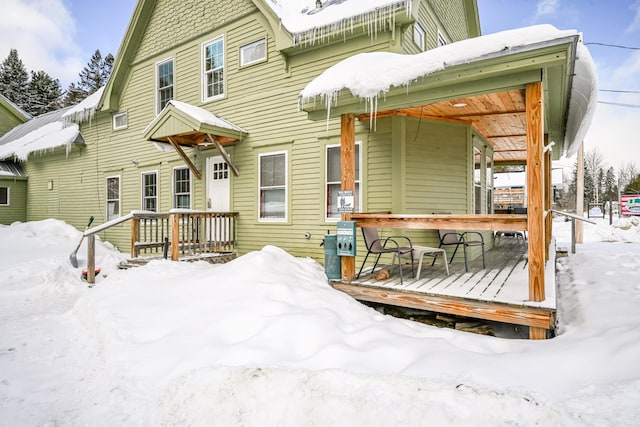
(1, 216, 639, 426)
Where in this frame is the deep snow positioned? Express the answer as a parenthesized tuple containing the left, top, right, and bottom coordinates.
(0, 216, 639, 426)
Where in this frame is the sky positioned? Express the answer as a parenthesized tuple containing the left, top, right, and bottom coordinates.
(0, 0, 638, 169)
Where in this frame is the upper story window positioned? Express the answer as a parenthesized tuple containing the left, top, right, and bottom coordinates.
(413, 23, 426, 51)
(113, 112, 127, 130)
(106, 176, 121, 221)
(326, 143, 361, 221)
(0, 186, 9, 206)
(173, 167, 191, 209)
(156, 58, 174, 114)
(258, 151, 287, 221)
(240, 38, 266, 67)
(203, 36, 224, 101)
(142, 171, 158, 212)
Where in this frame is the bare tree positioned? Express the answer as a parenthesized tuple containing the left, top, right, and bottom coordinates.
(618, 162, 640, 192)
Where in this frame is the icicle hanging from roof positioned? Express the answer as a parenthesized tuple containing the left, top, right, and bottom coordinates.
(62, 87, 105, 125)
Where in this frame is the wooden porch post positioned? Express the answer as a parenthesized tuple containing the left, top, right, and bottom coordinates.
(131, 217, 139, 258)
(544, 136, 552, 261)
(170, 212, 180, 261)
(526, 82, 545, 301)
(341, 113, 356, 281)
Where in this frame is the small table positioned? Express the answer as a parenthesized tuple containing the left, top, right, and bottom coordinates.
(394, 245, 449, 279)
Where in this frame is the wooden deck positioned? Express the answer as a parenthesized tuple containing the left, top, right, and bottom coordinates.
(331, 237, 557, 335)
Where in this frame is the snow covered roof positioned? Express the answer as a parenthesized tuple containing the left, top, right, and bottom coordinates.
(168, 100, 247, 133)
(266, 0, 410, 45)
(0, 107, 83, 162)
(0, 93, 31, 122)
(494, 170, 564, 189)
(300, 24, 597, 158)
(62, 87, 105, 124)
(0, 161, 27, 178)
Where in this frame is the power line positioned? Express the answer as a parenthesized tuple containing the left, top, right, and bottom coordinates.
(600, 89, 640, 94)
(598, 100, 640, 108)
(585, 42, 640, 50)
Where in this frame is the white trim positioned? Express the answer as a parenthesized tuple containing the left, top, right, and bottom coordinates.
(325, 141, 362, 222)
(141, 170, 159, 212)
(437, 30, 448, 47)
(155, 57, 174, 115)
(0, 186, 9, 206)
(240, 38, 267, 67)
(172, 166, 192, 210)
(112, 112, 128, 130)
(258, 150, 288, 222)
(106, 175, 121, 221)
(413, 23, 426, 51)
(202, 35, 225, 103)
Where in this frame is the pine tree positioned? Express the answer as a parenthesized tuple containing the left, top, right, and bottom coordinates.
(625, 174, 640, 194)
(27, 70, 62, 116)
(63, 50, 114, 106)
(0, 49, 29, 111)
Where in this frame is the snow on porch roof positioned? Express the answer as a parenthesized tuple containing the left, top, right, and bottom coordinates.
(299, 24, 598, 157)
(143, 100, 247, 149)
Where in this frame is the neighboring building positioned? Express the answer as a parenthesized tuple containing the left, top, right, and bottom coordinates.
(493, 169, 564, 211)
(0, 94, 31, 225)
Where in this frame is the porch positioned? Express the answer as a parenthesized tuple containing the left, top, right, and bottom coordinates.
(332, 232, 557, 338)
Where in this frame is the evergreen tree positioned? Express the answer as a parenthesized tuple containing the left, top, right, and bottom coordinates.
(27, 70, 62, 116)
(603, 167, 618, 201)
(624, 174, 640, 194)
(0, 49, 29, 110)
(63, 50, 114, 105)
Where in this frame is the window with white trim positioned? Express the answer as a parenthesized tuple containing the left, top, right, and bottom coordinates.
(326, 143, 361, 221)
(437, 31, 447, 47)
(473, 147, 482, 214)
(486, 155, 493, 214)
(106, 176, 120, 221)
(203, 36, 224, 101)
(173, 167, 191, 209)
(413, 23, 426, 51)
(142, 171, 158, 212)
(240, 38, 266, 66)
(0, 186, 9, 206)
(258, 151, 287, 221)
(156, 58, 173, 114)
(113, 112, 127, 130)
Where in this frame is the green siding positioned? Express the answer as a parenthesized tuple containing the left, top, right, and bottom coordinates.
(0, 178, 27, 224)
(20, 0, 482, 267)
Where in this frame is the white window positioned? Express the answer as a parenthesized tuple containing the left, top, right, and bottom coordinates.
(474, 147, 482, 214)
(142, 171, 158, 212)
(156, 58, 174, 114)
(486, 155, 493, 214)
(0, 186, 9, 206)
(437, 31, 447, 47)
(413, 23, 426, 51)
(173, 167, 191, 209)
(326, 143, 361, 221)
(106, 176, 120, 221)
(113, 112, 127, 130)
(203, 36, 224, 101)
(258, 151, 287, 221)
(240, 38, 266, 66)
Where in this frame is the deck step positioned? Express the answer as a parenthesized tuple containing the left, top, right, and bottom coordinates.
(118, 252, 236, 269)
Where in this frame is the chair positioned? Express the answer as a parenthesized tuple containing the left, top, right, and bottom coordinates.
(435, 229, 485, 272)
(357, 227, 414, 284)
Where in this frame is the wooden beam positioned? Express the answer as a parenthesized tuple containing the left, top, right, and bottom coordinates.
(350, 213, 527, 231)
(87, 235, 96, 285)
(341, 113, 356, 281)
(207, 133, 239, 177)
(167, 136, 202, 180)
(332, 282, 555, 330)
(170, 212, 180, 261)
(526, 81, 545, 302)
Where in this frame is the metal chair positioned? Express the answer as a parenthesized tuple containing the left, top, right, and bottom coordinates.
(357, 227, 414, 284)
(435, 229, 485, 272)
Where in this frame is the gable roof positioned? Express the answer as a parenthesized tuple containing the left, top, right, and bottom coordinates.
(0, 161, 27, 179)
(0, 93, 31, 128)
(300, 24, 597, 162)
(0, 107, 84, 162)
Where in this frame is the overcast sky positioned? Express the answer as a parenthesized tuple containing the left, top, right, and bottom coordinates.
(1, 0, 638, 170)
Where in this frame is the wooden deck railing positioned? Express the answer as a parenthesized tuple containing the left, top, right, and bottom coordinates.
(131, 210, 238, 260)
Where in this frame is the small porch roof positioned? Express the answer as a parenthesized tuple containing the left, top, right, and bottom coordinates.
(143, 100, 247, 148)
(299, 24, 597, 163)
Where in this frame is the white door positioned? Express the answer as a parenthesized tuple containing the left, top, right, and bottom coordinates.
(206, 156, 231, 250)
(206, 155, 230, 211)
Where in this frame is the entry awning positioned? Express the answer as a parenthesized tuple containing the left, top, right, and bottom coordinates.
(143, 100, 247, 178)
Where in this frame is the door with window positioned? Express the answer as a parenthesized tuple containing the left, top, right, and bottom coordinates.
(206, 156, 231, 248)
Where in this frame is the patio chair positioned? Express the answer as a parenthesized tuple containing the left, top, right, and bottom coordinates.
(435, 229, 485, 272)
(356, 227, 414, 284)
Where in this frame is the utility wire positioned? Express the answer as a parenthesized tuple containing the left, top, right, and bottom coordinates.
(600, 89, 640, 94)
(598, 100, 640, 108)
(585, 42, 639, 50)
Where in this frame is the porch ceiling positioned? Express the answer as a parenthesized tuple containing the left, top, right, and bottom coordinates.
(358, 89, 529, 164)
